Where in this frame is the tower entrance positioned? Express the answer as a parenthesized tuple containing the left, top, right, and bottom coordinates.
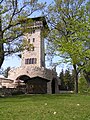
(51, 79, 55, 94)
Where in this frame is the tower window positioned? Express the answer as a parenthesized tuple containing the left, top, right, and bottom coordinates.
(32, 58, 34, 64)
(32, 30, 35, 33)
(28, 39, 30, 42)
(25, 59, 27, 64)
(33, 38, 35, 42)
(25, 58, 37, 64)
(29, 58, 32, 64)
(32, 58, 37, 64)
(34, 58, 37, 64)
(29, 30, 35, 34)
(25, 59, 29, 64)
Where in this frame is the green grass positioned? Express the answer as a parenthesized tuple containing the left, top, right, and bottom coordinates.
(0, 94, 90, 120)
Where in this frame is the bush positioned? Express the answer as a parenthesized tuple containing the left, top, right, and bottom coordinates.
(78, 75, 90, 94)
(12, 91, 25, 95)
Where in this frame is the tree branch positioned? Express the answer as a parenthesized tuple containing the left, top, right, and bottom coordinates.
(0, 0, 4, 4)
(5, 32, 23, 43)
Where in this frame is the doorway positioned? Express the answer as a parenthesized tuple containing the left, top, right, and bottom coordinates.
(51, 79, 55, 94)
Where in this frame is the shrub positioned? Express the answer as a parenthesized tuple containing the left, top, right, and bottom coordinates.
(78, 75, 90, 94)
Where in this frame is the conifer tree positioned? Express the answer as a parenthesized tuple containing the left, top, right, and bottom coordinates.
(59, 69, 65, 90)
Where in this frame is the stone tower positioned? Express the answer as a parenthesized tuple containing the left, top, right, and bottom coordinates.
(8, 17, 60, 94)
(21, 17, 46, 68)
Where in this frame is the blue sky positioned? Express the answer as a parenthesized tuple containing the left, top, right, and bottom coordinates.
(1, 0, 68, 75)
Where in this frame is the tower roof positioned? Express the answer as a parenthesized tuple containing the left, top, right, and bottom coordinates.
(30, 16, 48, 28)
(20, 16, 48, 29)
(21, 16, 49, 37)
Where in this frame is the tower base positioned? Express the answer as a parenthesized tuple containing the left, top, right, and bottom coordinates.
(8, 66, 60, 94)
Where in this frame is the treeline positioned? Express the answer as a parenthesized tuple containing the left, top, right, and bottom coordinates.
(59, 69, 90, 93)
(59, 69, 75, 91)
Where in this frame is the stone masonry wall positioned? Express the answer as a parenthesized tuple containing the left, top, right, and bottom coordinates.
(8, 66, 58, 81)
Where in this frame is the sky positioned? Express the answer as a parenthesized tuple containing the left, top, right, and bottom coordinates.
(1, 0, 69, 75)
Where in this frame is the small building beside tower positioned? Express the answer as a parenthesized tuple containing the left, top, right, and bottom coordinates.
(8, 17, 60, 94)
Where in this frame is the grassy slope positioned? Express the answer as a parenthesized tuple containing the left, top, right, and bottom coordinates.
(0, 94, 90, 120)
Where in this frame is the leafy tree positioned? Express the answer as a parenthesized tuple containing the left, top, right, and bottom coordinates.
(46, 0, 90, 93)
(82, 54, 90, 86)
(0, 0, 45, 68)
(78, 72, 90, 94)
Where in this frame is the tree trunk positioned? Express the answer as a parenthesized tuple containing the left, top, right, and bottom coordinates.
(0, 16, 4, 68)
(73, 64, 78, 93)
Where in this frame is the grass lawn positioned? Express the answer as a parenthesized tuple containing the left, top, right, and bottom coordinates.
(0, 94, 90, 120)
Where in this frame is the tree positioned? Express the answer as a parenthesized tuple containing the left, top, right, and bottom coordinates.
(3, 67, 11, 78)
(64, 69, 72, 90)
(59, 69, 65, 90)
(71, 70, 75, 91)
(0, 0, 45, 68)
(59, 69, 74, 91)
(78, 72, 89, 94)
(46, 0, 90, 93)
